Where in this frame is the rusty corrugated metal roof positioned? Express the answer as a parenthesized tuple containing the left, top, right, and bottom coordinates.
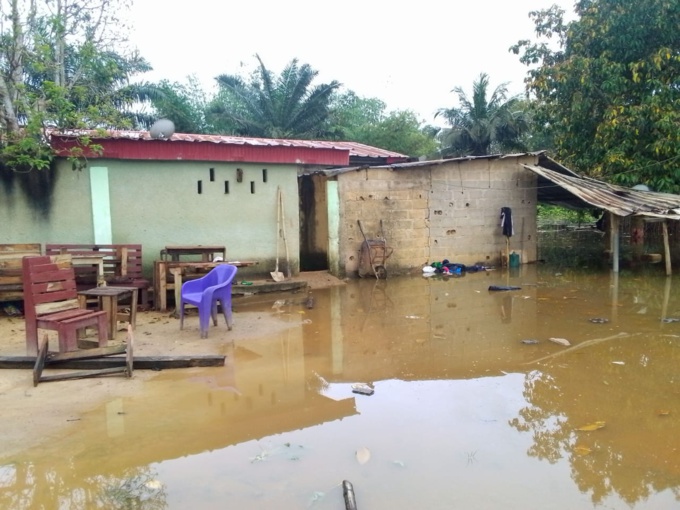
(301, 151, 546, 176)
(51, 129, 409, 160)
(524, 162, 680, 220)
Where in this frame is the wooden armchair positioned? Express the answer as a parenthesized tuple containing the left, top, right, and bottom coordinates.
(22, 255, 109, 355)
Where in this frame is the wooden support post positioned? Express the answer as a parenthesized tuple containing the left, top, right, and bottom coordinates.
(610, 214, 620, 273)
(663, 220, 672, 276)
(662, 275, 672, 322)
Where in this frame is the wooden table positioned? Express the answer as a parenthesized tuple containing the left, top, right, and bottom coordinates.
(160, 245, 226, 262)
(154, 260, 257, 312)
(71, 255, 105, 284)
(78, 286, 138, 339)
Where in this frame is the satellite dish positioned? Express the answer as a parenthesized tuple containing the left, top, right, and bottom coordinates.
(149, 119, 175, 140)
(632, 184, 650, 191)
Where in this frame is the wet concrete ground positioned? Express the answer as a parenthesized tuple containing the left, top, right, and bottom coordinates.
(2, 263, 680, 509)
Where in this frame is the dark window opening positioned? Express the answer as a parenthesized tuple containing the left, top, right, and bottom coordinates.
(250, 181, 255, 194)
(262, 168, 268, 182)
(236, 168, 243, 182)
(224, 181, 230, 194)
(209, 168, 215, 182)
(197, 180, 203, 194)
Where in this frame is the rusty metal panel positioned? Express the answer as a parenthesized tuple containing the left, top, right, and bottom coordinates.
(49, 130, 409, 164)
(523, 163, 680, 220)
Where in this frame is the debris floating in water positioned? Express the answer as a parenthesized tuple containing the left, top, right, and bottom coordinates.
(521, 339, 540, 345)
(355, 447, 371, 465)
(352, 383, 374, 396)
(488, 285, 522, 291)
(549, 337, 571, 347)
(589, 318, 609, 324)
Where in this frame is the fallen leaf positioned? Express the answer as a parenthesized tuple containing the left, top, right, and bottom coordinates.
(573, 445, 592, 456)
(577, 421, 606, 432)
(657, 410, 671, 416)
(549, 337, 571, 347)
(356, 446, 371, 465)
(611, 361, 625, 365)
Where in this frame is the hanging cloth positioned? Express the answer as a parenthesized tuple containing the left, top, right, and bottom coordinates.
(500, 207, 514, 237)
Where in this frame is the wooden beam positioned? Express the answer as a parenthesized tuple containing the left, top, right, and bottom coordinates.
(663, 220, 672, 276)
(38, 366, 128, 383)
(0, 354, 226, 370)
(48, 345, 127, 362)
(610, 214, 620, 273)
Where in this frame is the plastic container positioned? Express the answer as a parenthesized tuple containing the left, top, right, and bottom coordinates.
(509, 252, 521, 268)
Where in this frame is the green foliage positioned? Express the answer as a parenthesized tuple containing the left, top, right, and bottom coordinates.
(210, 54, 341, 139)
(329, 91, 438, 156)
(0, 0, 154, 173)
(147, 76, 211, 134)
(537, 204, 595, 225)
(512, 0, 680, 192)
(435, 73, 531, 157)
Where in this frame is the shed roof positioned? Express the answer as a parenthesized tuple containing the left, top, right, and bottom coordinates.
(524, 161, 680, 220)
(50, 130, 410, 166)
(302, 150, 680, 221)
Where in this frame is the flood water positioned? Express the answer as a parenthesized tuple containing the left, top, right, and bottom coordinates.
(3, 263, 680, 509)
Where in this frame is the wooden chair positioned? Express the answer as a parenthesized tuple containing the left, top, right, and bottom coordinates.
(22, 255, 109, 355)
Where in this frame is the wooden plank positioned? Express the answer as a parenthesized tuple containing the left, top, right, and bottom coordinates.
(48, 344, 127, 362)
(39, 366, 128, 383)
(35, 299, 80, 316)
(32, 335, 49, 387)
(0, 355, 226, 370)
(0, 243, 41, 253)
(126, 324, 134, 377)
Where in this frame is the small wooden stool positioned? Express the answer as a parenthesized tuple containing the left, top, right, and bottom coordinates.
(78, 286, 138, 340)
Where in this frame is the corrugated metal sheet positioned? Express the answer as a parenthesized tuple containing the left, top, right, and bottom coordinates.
(50, 130, 409, 161)
(523, 163, 680, 220)
(301, 151, 546, 176)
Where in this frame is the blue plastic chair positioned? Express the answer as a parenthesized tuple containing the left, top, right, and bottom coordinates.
(179, 264, 238, 338)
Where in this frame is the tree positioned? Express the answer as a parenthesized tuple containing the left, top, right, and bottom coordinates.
(511, 0, 680, 192)
(435, 73, 530, 157)
(0, 0, 154, 171)
(146, 76, 211, 134)
(211, 54, 341, 139)
(329, 91, 438, 157)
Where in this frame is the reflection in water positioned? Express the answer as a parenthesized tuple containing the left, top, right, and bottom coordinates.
(3, 265, 680, 508)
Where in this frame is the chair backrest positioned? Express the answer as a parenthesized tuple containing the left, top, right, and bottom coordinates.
(200, 264, 238, 289)
(22, 255, 80, 319)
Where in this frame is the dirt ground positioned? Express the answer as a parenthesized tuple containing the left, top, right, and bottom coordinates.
(0, 271, 345, 459)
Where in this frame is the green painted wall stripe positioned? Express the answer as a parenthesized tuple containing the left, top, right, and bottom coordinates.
(327, 181, 340, 276)
(90, 167, 112, 244)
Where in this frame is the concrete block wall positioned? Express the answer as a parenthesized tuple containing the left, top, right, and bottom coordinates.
(337, 155, 538, 277)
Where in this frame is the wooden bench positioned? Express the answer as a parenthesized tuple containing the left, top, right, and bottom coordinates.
(0, 243, 42, 302)
(45, 244, 151, 308)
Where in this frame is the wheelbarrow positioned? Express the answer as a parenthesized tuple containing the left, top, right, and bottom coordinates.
(357, 220, 394, 279)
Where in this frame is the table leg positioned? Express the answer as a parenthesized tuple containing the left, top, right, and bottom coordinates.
(115, 290, 137, 331)
(100, 295, 117, 340)
(171, 268, 183, 318)
(155, 261, 168, 312)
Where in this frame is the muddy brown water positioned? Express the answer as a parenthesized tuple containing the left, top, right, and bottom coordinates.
(3, 264, 680, 509)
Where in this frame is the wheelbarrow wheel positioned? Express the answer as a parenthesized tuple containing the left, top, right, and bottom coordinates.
(375, 265, 387, 279)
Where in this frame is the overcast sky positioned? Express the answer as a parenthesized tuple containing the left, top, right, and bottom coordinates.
(127, 0, 576, 126)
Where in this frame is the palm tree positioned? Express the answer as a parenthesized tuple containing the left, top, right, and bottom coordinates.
(210, 55, 341, 139)
(435, 73, 530, 157)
